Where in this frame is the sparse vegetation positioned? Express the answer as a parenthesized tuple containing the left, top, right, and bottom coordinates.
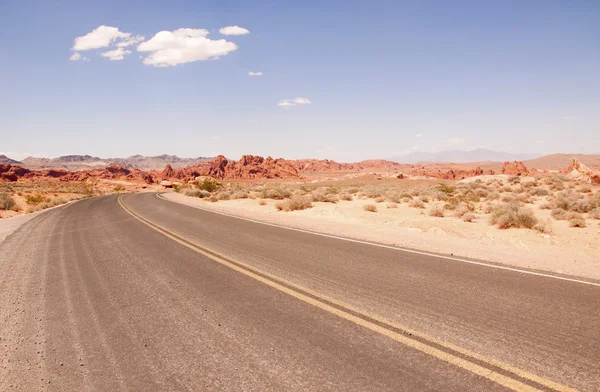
(113, 184, 126, 192)
(409, 199, 425, 209)
(0, 193, 17, 211)
(489, 202, 538, 229)
(196, 178, 222, 192)
(275, 196, 313, 211)
(429, 205, 445, 217)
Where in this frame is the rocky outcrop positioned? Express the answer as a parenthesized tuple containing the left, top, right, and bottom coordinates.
(501, 161, 529, 176)
(409, 166, 494, 180)
(0, 164, 31, 181)
(562, 159, 600, 184)
(208, 155, 301, 179)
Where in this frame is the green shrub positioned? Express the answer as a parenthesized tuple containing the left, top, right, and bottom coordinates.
(196, 178, 222, 192)
(25, 193, 46, 205)
(113, 184, 126, 192)
(437, 182, 455, 195)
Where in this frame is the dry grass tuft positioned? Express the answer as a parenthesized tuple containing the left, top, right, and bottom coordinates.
(490, 202, 538, 229)
(429, 205, 445, 217)
(275, 196, 313, 211)
(408, 199, 425, 209)
(364, 204, 377, 212)
(462, 212, 476, 222)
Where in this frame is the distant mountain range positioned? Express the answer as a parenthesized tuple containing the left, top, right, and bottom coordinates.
(0, 155, 22, 165)
(16, 154, 213, 171)
(390, 149, 540, 164)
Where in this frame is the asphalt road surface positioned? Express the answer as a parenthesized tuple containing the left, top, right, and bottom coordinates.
(1, 193, 599, 391)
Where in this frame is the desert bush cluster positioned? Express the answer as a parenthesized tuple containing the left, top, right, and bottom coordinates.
(177, 174, 600, 231)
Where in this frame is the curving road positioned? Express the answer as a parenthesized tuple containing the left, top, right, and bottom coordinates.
(1, 193, 599, 391)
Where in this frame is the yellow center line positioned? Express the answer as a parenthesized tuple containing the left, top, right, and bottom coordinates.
(118, 195, 578, 392)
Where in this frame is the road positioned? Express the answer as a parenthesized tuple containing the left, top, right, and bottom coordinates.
(1, 193, 599, 391)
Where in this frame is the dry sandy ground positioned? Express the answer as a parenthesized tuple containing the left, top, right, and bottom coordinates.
(163, 192, 600, 281)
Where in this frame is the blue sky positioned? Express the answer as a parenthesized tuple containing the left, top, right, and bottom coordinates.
(1, 0, 599, 161)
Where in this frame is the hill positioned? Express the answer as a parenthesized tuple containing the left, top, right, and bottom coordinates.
(21, 154, 213, 171)
(391, 149, 539, 164)
(524, 154, 600, 170)
(0, 155, 22, 165)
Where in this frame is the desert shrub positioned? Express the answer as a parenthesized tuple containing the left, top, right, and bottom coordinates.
(387, 193, 401, 203)
(579, 186, 592, 194)
(410, 189, 421, 197)
(400, 192, 412, 199)
(569, 216, 587, 228)
(454, 203, 472, 218)
(267, 188, 292, 200)
(311, 191, 326, 202)
(275, 196, 313, 211)
(437, 182, 455, 195)
(185, 189, 210, 198)
(588, 208, 600, 220)
(475, 189, 489, 198)
(487, 191, 500, 200)
(26, 197, 68, 213)
(364, 188, 383, 199)
(401, 197, 412, 203)
(231, 190, 249, 199)
(324, 194, 339, 203)
(500, 193, 517, 203)
(409, 199, 425, 209)
(489, 202, 538, 229)
(216, 191, 231, 201)
(325, 186, 341, 195)
(462, 212, 476, 222)
(419, 195, 430, 203)
(207, 196, 218, 202)
(0, 193, 16, 211)
(364, 204, 377, 212)
(530, 187, 549, 196)
(508, 176, 521, 184)
(375, 196, 385, 203)
(386, 202, 398, 209)
(482, 202, 494, 214)
(534, 220, 553, 234)
(113, 184, 126, 192)
(540, 201, 555, 210)
(25, 193, 46, 205)
(429, 205, 445, 217)
(571, 199, 593, 213)
(347, 187, 360, 194)
(258, 200, 267, 206)
(196, 178, 222, 192)
(339, 193, 353, 201)
(551, 208, 569, 220)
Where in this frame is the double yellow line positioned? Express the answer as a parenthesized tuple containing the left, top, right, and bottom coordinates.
(118, 195, 577, 392)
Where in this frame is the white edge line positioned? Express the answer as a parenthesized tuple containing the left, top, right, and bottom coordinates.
(155, 193, 600, 288)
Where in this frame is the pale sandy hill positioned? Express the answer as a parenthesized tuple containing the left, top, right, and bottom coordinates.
(524, 154, 600, 170)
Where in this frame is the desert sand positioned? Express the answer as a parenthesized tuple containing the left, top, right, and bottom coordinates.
(163, 188, 600, 281)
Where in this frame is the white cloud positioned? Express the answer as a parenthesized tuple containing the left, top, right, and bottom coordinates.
(415, 133, 423, 138)
(219, 26, 250, 36)
(448, 137, 465, 145)
(137, 28, 238, 67)
(116, 35, 145, 48)
(69, 52, 89, 61)
(278, 97, 312, 108)
(248, 71, 262, 76)
(101, 47, 132, 61)
(72, 25, 133, 51)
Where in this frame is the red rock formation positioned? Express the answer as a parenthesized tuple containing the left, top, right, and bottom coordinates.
(561, 159, 600, 184)
(208, 155, 301, 179)
(409, 166, 494, 180)
(501, 161, 529, 176)
(0, 164, 31, 181)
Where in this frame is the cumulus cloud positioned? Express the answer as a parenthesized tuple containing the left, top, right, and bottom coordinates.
(116, 35, 145, 48)
(137, 28, 238, 67)
(219, 26, 250, 36)
(72, 25, 133, 51)
(248, 71, 262, 76)
(278, 97, 311, 108)
(69, 52, 89, 61)
(101, 47, 132, 61)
